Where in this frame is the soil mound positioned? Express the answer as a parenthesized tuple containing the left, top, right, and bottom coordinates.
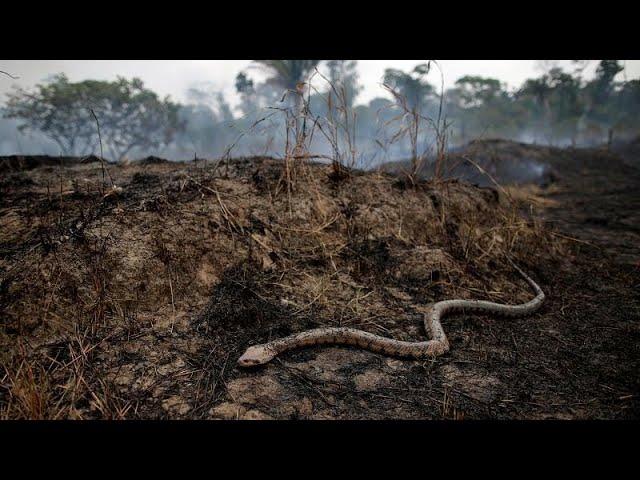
(0, 154, 637, 420)
(381, 139, 559, 187)
(135, 155, 173, 165)
(0, 154, 105, 174)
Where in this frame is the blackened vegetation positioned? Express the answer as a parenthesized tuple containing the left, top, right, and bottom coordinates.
(0, 155, 104, 174)
(130, 172, 162, 187)
(251, 162, 282, 193)
(0, 144, 639, 419)
(198, 261, 292, 333)
(0, 173, 35, 189)
(135, 156, 171, 166)
(327, 161, 352, 184)
(346, 237, 393, 281)
(192, 260, 322, 392)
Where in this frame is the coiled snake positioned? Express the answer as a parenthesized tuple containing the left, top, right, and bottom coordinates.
(238, 260, 544, 367)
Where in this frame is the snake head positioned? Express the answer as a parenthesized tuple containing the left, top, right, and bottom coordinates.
(238, 345, 276, 367)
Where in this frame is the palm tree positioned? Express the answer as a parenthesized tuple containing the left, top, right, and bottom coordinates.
(519, 77, 553, 143)
(383, 64, 435, 113)
(253, 60, 321, 90)
(252, 60, 321, 113)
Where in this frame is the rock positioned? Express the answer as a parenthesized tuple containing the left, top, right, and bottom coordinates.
(209, 402, 245, 419)
(161, 395, 191, 415)
(197, 262, 219, 288)
(291, 348, 370, 384)
(242, 409, 273, 420)
(392, 246, 455, 283)
(440, 364, 501, 403)
(227, 375, 287, 405)
(353, 370, 392, 392)
(385, 358, 405, 370)
(157, 356, 186, 375)
(294, 397, 314, 417)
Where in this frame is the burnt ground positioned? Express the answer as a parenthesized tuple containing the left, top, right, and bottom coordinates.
(540, 146, 640, 265)
(0, 144, 638, 420)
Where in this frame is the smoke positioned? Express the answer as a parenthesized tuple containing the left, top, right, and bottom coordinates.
(0, 114, 59, 155)
(1, 62, 638, 168)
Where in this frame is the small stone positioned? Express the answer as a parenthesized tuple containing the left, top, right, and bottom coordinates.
(295, 397, 314, 417)
(161, 396, 191, 415)
(385, 358, 405, 369)
(261, 254, 274, 271)
(242, 409, 273, 420)
(353, 370, 391, 392)
(210, 402, 246, 419)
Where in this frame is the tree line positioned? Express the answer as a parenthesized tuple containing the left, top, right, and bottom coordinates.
(1, 60, 638, 164)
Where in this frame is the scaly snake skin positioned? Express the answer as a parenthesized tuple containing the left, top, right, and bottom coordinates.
(238, 261, 545, 367)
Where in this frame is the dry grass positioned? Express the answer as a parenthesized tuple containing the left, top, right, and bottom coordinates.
(0, 146, 571, 419)
(379, 60, 451, 186)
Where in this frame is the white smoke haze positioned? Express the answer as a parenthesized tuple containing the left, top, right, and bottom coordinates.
(1, 60, 639, 177)
(2, 60, 638, 109)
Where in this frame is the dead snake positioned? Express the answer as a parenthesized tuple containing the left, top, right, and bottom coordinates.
(238, 261, 544, 367)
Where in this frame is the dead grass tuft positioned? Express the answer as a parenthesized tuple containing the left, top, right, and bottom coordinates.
(0, 151, 572, 418)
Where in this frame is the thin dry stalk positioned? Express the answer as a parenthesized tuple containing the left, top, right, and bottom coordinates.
(380, 60, 451, 185)
(88, 108, 115, 194)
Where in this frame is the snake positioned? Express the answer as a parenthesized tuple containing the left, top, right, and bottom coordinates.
(237, 260, 545, 367)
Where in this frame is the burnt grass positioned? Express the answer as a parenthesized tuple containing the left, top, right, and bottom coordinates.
(0, 143, 639, 420)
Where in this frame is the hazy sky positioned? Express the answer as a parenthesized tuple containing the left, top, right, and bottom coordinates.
(1, 60, 639, 109)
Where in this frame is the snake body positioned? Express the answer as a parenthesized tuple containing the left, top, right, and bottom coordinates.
(238, 262, 545, 367)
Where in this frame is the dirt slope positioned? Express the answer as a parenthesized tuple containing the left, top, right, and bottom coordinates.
(0, 148, 638, 419)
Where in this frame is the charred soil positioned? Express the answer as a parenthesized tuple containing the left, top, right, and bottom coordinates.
(0, 145, 638, 419)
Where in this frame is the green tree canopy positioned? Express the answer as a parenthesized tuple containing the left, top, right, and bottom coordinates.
(383, 63, 435, 112)
(454, 76, 505, 108)
(584, 60, 625, 128)
(4, 74, 182, 160)
(251, 60, 323, 120)
(252, 60, 321, 91)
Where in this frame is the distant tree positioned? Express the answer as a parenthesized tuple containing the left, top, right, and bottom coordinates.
(443, 87, 468, 142)
(4, 74, 94, 155)
(325, 60, 363, 109)
(173, 103, 235, 158)
(546, 68, 584, 145)
(235, 71, 257, 116)
(353, 97, 396, 137)
(252, 60, 321, 113)
(235, 71, 254, 95)
(354, 97, 396, 163)
(186, 83, 217, 105)
(234, 70, 284, 118)
(614, 79, 640, 135)
(447, 76, 517, 141)
(253, 60, 321, 90)
(518, 76, 553, 143)
(95, 78, 182, 160)
(247, 61, 322, 148)
(454, 76, 504, 108)
(591, 60, 624, 103)
(215, 93, 235, 123)
(5, 74, 182, 160)
(584, 60, 625, 133)
(383, 63, 435, 112)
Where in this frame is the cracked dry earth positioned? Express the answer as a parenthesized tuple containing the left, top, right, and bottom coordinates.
(1, 147, 638, 420)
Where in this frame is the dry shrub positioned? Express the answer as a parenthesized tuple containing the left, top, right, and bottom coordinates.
(380, 60, 451, 186)
(1, 342, 53, 419)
